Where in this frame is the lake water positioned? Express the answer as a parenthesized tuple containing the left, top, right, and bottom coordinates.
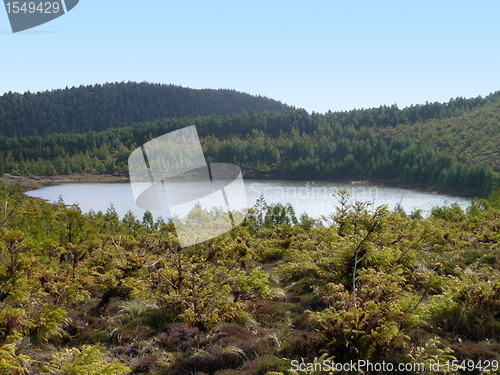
(26, 179, 472, 221)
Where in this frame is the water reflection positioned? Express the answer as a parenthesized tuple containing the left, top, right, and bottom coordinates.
(26, 179, 472, 221)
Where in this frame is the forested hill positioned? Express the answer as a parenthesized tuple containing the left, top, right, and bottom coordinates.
(0, 82, 292, 137)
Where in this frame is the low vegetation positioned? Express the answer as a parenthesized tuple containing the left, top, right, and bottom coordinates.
(1, 181, 500, 374)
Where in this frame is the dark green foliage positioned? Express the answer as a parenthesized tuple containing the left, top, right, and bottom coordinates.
(0, 82, 291, 137)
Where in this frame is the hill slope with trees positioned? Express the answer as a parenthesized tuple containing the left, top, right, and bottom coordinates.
(0, 82, 292, 137)
(379, 97, 500, 171)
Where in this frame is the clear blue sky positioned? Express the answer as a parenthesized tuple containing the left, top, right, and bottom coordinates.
(1, 0, 499, 113)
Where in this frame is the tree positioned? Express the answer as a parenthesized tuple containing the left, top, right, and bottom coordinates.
(63, 163, 72, 175)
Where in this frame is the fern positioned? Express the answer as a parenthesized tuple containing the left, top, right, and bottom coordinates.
(0, 343, 28, 375)
(40, 344, 130, 375)
(407, 337, 458, 375)
(24, 306, 71, 343)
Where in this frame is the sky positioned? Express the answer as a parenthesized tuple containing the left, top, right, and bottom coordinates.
(1, 0, 500, 113)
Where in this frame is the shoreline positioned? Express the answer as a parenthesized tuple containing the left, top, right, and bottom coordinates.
(1, 171, 481, 199)
(1, 173, 129, 193)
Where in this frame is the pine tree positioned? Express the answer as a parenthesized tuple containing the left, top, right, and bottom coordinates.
(63, 163, 72, 175)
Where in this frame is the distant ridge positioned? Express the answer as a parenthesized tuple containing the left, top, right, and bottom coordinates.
(0, 81, 292, 137)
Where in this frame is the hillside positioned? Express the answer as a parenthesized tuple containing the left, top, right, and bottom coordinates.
(379, 98, 500, 171)
(0, 82, 292, 137)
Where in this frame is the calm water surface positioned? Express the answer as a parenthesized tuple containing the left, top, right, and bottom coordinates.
(26, 179, 472, 221)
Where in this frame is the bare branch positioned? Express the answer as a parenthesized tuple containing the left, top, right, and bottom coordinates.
(105, 222, 124, 265)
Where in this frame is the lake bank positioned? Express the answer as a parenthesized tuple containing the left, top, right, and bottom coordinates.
(1, 173, 129, 192)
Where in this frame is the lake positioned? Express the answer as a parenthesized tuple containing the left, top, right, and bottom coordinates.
(26, 179, 472, 221)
